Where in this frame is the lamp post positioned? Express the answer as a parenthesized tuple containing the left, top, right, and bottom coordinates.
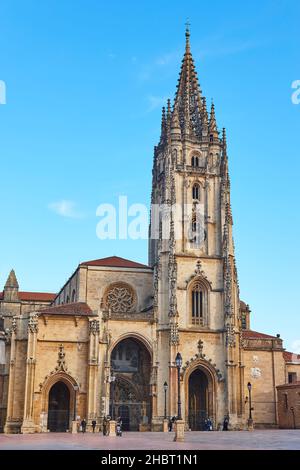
(247, 382, 253, 430)
(73, 384, 79, 421)
(163, 381, 168, 420)
(173, 352, 184, 442)
(175, 353, 182, 420)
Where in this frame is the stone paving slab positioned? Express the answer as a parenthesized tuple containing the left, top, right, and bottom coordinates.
(0, 430, 300, 450)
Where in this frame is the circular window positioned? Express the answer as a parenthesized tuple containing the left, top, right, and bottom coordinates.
(104, 283, 135, 313)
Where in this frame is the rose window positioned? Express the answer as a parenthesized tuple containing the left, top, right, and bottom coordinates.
(105, 284, 135, 313)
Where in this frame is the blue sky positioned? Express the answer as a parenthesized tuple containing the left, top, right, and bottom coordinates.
(0, 0, 299, 352)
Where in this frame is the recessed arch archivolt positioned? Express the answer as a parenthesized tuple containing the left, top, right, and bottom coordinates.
(108, 332, 153, 360)
(181, 353, 224, 383)
(40, 371, 79, 413)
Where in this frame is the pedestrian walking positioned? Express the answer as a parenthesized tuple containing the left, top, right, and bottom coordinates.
(92, 420, 96, 433)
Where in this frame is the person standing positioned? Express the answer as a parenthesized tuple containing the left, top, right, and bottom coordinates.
(102, 416, 107, 436)
(92, 420, 96, 433)
(223, 416, 229, 431)
(81, 418, 87, 433)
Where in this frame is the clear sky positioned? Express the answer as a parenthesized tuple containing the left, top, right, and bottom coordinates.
(0, 0, 299, 352)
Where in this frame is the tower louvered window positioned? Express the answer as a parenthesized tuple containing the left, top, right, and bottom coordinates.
(192, 183, 200, 200)
(191, 283, 204, 325)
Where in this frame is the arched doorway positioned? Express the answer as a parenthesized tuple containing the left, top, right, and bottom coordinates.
(47, 381, 70, 432)
(110, 338, 152, 431)
(188, 369, 209, 430)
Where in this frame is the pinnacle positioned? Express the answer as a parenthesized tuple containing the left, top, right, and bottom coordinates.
(209, 100, 218, 135)
(5, 269, 19, 289)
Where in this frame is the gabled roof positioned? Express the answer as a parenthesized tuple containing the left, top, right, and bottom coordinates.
(242, 330, 278, 340)
(0, 291, 56, 302)
(80, 255, 150, 269)
(283, 351, 300, 363)
(40, 302, 95, 316)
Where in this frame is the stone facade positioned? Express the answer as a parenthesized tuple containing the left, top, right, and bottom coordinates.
(0, 28, 299, 434)
(277, 382, 300, 429)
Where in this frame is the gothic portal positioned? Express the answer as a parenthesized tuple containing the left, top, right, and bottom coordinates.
(110, 339, 152, 431)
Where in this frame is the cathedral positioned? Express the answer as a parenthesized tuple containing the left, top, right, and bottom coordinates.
(0, 28, 299, 434)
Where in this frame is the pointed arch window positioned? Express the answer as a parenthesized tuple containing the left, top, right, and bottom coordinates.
(191, 283, 204, 325)
(191, 156, 199, 167)
(192, 183, 200, 200)
(190, 280, 208, 326)
(71, 289, 76, 303)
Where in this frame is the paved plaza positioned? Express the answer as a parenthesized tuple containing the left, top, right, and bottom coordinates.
(0, 430, 299, 450)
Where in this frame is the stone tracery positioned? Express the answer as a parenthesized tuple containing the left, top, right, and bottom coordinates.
(104, 283, 135, 313)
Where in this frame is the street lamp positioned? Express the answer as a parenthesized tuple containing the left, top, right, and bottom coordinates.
(73, 384, 79, 421)
(163, 381, 168, 420)
(175, 353, 182, 420)
(109, 373, 116, 420)
(247, 382, 253, 429)
(247, 382, 252, 420)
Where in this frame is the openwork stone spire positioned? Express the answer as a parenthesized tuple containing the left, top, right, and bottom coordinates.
(173, 26, 203, 138)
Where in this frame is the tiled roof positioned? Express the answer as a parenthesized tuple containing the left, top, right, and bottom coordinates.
(283, 351, 300, 363)
(80, 255, 150, 269)
(40, 302, 95, 316)
(0, 291, 56, 302)
(242, 330, 278, 340)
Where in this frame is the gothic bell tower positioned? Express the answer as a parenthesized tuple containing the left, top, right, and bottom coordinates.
(149, 27, 244, 429)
